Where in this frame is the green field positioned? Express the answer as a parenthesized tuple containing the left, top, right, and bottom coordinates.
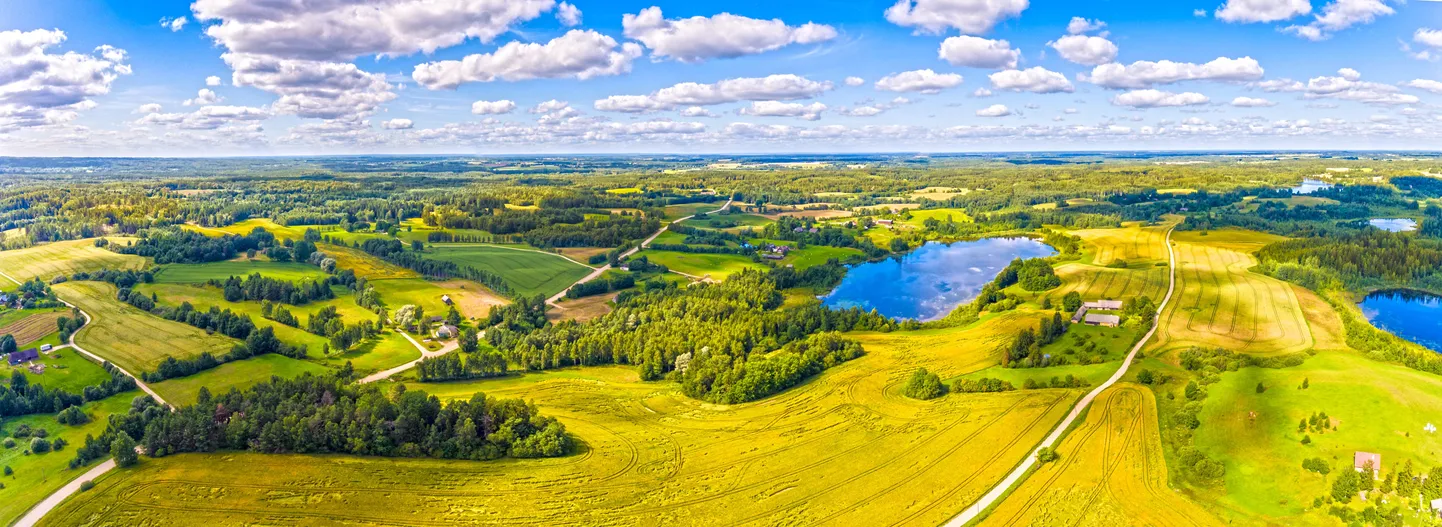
(366, 277, 506, 321)
(423, 245, 591, 298)
(902, 208, 973, 227)
(680, 213, 771, 231)
(0, 238, 146, 283)
(152, 260, 331, 284)
(5, 348, 113, 393)
(151, 353, 332, 406)
(639, 250, 767, 280)
(54, 281, 236, 374)
(0, 394, 134, 526)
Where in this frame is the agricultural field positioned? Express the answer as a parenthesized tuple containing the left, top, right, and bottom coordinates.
(53, 281, 235, 374)
(5, 348, 113, 393)
(902, 207, 973, 227)
(151, 354, 332, 406)
(184, 219, 306, 241)
(393, 218, 496, 245)
(980, 384, 1221, 527)
(423, 244, 592, 298)
(638, 250, 766, 281)
(0, 308, 65, 347)
(317, 243, 417, 280)
(368, 278, 507, 321)
(0, 238, 146, 283)
(44, 315, 1083, 527)
(911, 187, 970, 200)
(0, 394, 134, 527)
(547, 291, 619, 323)
(663, 202, 728, 219)
(151, 260, 330, 284)
(680, 213, 771, 231)
(1052, 222, 1172, 303)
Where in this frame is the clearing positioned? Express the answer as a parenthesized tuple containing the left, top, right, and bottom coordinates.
(639, 250, 766, 281)
(0, 309, 66, 347)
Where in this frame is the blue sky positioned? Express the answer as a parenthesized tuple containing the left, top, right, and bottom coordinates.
(2, 0, 1441, 155)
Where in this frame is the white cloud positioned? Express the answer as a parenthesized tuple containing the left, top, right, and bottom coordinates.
(135, 103, 163, 114)
(1066, 17, 1106, 34)
(1337, 68, 1361, 81)
(1283, 0, 1395, 41)
(1416, 28, 1442, 49)
(875, 69, 964, 93)
(976, 104, 1012, 117)
(532, 100, 571, 114)
(1049, 35, 1117, 65)
(680, 106, 715, 117)
(973, 87, 994, 97)
(884, 0, 1030, 35)
(471, 100, 517, 115)
(1263, 69, 1419, 104)
(1064, 108, 1079, 114)
(1231, 96, 1278, 107)
(622, 6, 837, 63)
(989, 67, 1073, 93)
(595, 74, 834, 113)
(382, 118, 414, 130)
(205, 75, 222, 86)
(1112, 89, 1210, 108)
(739, 101, 828, 121)
(136, 104, 269, 130)
(1215, 0, 1311, 23)
(413, 30, 641, 89)
(161, 16, 189, 32)
(1194, 9, 1209, 16)
(844, 76, 866, 87)
(938, 36, 1019, 69)
(1403, 79, 1442, 94)
(225, 53, 396, 120)
(556, 2, 582, 27)
(840, 97, 911, 117)
(0, 29, 131, 132)
(184, 88, 223, 106)
(1084, 57, 1264, 89)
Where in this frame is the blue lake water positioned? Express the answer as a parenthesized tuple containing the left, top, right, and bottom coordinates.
(1291, 178, 1334, 194)
(821, 237, 1056, 321)
(1369, 218, 1417, 232)
(1360, 290, 1442, 353)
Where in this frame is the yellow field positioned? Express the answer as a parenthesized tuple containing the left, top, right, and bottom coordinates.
(53, 281, 235, 374)
(318, 243, 418, 279)
(45, 317, 1083, 527)
(981, 384, 1222, 527)
(1052, 222, 1171, 302)
(0, 238, 146, 283)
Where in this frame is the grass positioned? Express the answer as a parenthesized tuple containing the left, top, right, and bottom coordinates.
(0, 308, 66, 347)
(318, 243, 417, 280)
(423, 245, 591, 298)
(45, 314, 1083, 527)
(152, 260, 331, 284)
(680, 213, 771, 231)
(781, 245, 864, 269)
(5, 348, 112, 393)
(0, 394, 135, 527)
(979, 383, 1221, 526)
(639, 250, 766, 280)
(366, 278, 507, 322)
(956, 361, 1123, 389)
(184, 218, 306, 241)
(54, 281, 235, 374)
(0, 238, 146, 283)
(150, 353, 332, 406)
(901, 208, 973, 227)
(547, 292, 618, 323)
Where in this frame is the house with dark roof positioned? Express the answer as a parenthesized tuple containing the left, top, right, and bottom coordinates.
(7, 349, 39, 366)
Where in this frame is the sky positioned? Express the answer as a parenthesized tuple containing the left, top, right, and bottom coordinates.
(1, 0, 1441, 156)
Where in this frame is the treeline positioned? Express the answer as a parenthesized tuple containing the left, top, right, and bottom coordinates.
(1258, 230, 1442, 287)
(1004, 313, 1070, 368)
(0, 365, 135, 418)
(416, 350, 508, 381)
(438, 208, 659, 248)
(358, 238, 516, 298)
(112, 228, 273, 264)
(73, 373, 571, 468)
(565, 273, 636, 299)
(212, 273, 334, 305)
(143, 326, 297, 383)
(763, 216, 885, 257)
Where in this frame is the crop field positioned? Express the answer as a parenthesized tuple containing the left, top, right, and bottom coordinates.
(45, 315, 1085, 527)
(902, 208, 973, 227)
(680, 213, 772, 231)
(185, 219, 307, 241)
(8, 347, 113, 393)
(0, 238, 146, 283)
(639, 250, 766, 281)
(151, 354, 332, 406)
(1190, 350, 1442, 523)
(980, 384, 1221, 527)
(663, 202, 728, 219)
(0, 394, 134, 527)
(366, 277, 507, 321)
(1153, 233, 1314, 355)
(318, 243, 418, 280)
(152, 260, 331, 284)
(53, 281, 235, 374)
(424, 244, 592, 298)
(1052, 223, 1171, 302)
(548, 291, 619, 323)
(0, 310, 64, 346)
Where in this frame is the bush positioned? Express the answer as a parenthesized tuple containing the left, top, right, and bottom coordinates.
(1303, 457, 1331, 475)
(1036, 447, 1059, 463)
(902, 368, 945, 400)
(79, 480, 95, 492)
(11, 425, 31, 438)
(29, 437, 50, 453)
(57, 406, 89, 426)
(1, 438, 12, 448)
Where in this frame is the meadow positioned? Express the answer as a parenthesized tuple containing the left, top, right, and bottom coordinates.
(902, 207, 973, 227)
(980, 384, 1221, 527)
(0, 238, 146, 283)
(638, 250, 766, 280)
(152, 260, 330, 283)
(150, 353, 331, 406)
(53, 281, 235, 374)
(423, 244, 592, 298)
(366, 277, 506, 321)
(318, 243, 417, 280)
(7, 348, 113, 393)
(0, 394, 135, 526)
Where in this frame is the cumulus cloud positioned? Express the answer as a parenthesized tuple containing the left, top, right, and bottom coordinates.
(989, 67, 1073, 93)
(1112, 89, 1210, 108)
(556, 2, 582, 27)
(381, 118, 413, 130)
(973, 87, 994, 97)
(1404, 79, 1442, 94)
(1067, 17, 1106, 34)
(1215, 0, 1311, 23)
(938, 36, 1019, 69)
(875, 69, 964, 93)
(976, 104, 1012, 117)
(205, 75, 222, 86)
(1416, 28, 1442, 49)
(1259, 69, 1419, 105)
(1231, 96, 1278, 107)
(1049, 35, 1117, 65)
(225, 53, 396, 120)
(622, 6, 837, 63)
(136, 104, 269, 130)
(471, 100, 517, 115)
(739, 101, 828, 121)
(1283, 0, 1395, 41)
(594, 74, 834, 113)
(135, 103, 163, 114)
(844, 76, 866, 87)
(884, 0, 1030, 35)
(1083, 57, 1264, 89)
(0, 29, 131, 132)
(184, 88, 223, 106)
(680, 106, 716, 117)
(413, 30, 641, 89)
(840, 97, 911, 117)
(161, 16, 189, 32)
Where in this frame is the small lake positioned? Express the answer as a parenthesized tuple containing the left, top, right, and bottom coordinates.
(1291, 178, 1334, 194)
(1369, 218, 1417, 232)
(821, 237, 1056, 321)
(1360, 290, 1442, 353)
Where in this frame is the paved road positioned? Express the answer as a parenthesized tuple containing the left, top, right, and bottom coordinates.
(546, 198, 733, 306)
(358, 331, 462, 384)
(944, 225, 1178, 527)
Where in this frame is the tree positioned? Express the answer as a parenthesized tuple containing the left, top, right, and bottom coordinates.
(458, 328, 479, 354)
(1062, 291, 1082, 312)
(889, 237, 908, 253)
(393, 305, 419, 331)
(445, 305, 462, 326)
(1036, 447, 1059, 463)
(0, 335, 14, 355)
(1255, 382, 1266, 393)
(1331, 469, 1360, 502)
(902, 368, 945, 400)
(1136, 369, 1155, 385)
(110, 432, 138, 468)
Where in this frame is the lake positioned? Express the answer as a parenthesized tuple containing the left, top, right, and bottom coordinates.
(1369, 218, 1417, 232)
(1291, 178, 1334, 194)
(821, 237, 1057, 321)
(1359, 289, 1442, 353)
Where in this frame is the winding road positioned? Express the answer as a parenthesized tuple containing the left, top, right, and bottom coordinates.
(358, 331, 462, 384)
(944, 224, 1178, 527)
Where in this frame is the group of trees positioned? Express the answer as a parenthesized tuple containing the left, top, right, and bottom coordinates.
(113, 228, 273, 264)
(0, 365, 134, 419)
(213, 273, 335, 305)
(997, 258, 1062, 292)
(416, 342, 507, 382)
(1004, 313, 1070, 368)
(565, 273, 636, 299)
(902, 368, 945, 400)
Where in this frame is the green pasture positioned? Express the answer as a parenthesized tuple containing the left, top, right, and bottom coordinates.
(423, 245, 591, 298)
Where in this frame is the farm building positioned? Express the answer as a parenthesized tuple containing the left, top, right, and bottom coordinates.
(39, 344, 52, 352)
(761, 253, 784, 260)
(434, 325, 460, 339)
(1354, 451, 1381, 480)
(1084, 300, 1123, 310)
(1071, 306, 1088, 324)
(876, 219, 894, 226)
(441, 295, 453, 305)
(1432, 498, 1442, 519)
(1083, 313, 1121, 327)
(7, 348, 39, 366)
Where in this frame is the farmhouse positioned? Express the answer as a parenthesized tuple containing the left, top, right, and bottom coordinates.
(1083, 313, 1121, 328)
(761, 253, 784, 260)
(1354, 451, 1381, 480)
(434, 325, 459, 339)
(1084, 300, 1124, 310)
(7, 348, 39, 366)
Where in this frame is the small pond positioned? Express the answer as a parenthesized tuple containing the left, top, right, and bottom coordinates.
(1291, 178, 1334, 194)
(1359, 289, 1442, 353)
(821, 237, 1056, 321)
(1368, 218, 1417, 232)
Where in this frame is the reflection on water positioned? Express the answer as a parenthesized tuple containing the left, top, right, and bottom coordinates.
(1291, 178, 1334, 194)
(1360, 289, 1442, 353)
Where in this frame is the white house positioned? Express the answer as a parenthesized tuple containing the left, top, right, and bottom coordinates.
(434, 325, 459, 339)
(441, 295, 453, 305)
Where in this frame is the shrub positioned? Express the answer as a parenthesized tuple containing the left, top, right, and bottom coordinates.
(57, 406, 89, 426)
(79, 480, 95, 492)
(1036, 447, 1059, 463)
(1136, 369, 1156, 385)
(29, 437, 50, 453)
(902, 368, 945, 400)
